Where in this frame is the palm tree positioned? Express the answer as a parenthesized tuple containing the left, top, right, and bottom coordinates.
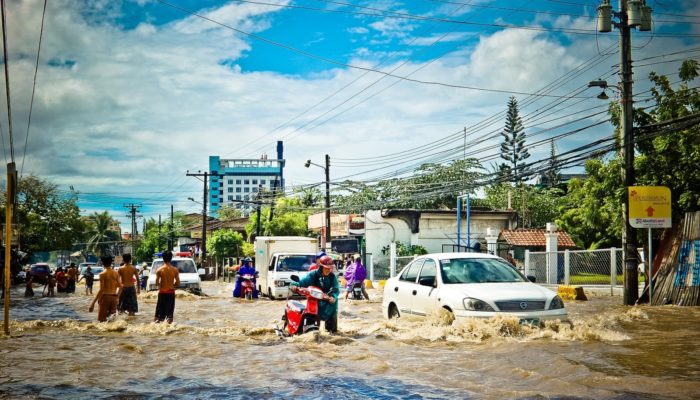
(86, 211, 119, 256)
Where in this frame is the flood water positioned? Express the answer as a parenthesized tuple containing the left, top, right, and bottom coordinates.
(1, 281, 698, 399)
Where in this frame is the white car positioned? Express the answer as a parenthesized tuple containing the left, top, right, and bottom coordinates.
(146, 257, 204, 294)
(382, 252, 567, 324)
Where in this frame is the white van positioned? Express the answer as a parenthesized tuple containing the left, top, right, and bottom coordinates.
(146, 257, 205, 295)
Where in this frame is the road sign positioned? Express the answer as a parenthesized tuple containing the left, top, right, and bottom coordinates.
(628, 186, 672, 228)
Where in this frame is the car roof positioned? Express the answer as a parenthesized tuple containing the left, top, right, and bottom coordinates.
(152, 257, 194, 261)
(31, 263, 49, 267)
(415, 252, 501, 259)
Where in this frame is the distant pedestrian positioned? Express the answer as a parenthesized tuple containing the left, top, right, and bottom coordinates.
(55, 267, 67, 293)
(117, 254, 140, 315)
(89, 255, 122, 322)
(79, 266, 95, 295)
(46, 274, 55, 297)
(24, 275, 34, 297)
(66, 263, 79, 293)
(154, 251, 180, 324)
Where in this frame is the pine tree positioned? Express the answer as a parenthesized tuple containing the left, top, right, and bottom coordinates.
(500, 96, 530, 183)
(545, 139, 561, 187)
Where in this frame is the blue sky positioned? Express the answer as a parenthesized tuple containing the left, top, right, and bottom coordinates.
(1, 0, 698, 233)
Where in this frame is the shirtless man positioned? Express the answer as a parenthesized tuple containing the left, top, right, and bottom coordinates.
(89, 255, 122, 322)
(66, 263, 79, 293)
(154, 250, 180, 324)
(117, 254, 140, 315)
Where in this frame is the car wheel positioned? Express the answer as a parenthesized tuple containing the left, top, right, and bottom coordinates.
(388, 303, 400, 319)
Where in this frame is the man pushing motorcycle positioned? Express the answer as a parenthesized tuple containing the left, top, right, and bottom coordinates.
(290, 255, 339, 333)
(230, 257, 258, 298)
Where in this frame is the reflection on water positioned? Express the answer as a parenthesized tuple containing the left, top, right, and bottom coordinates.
(1, 282, 699, 399)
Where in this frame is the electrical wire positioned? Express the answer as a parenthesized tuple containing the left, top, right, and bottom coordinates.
(20, 0, 48, 178)
(1, 0, 14, 162)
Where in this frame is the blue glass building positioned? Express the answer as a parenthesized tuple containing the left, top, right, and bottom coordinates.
(209, 141, 284, 216)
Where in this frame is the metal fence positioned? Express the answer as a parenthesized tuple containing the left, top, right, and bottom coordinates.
(526, 248, 632, 293)
(368, 254, 416, 281)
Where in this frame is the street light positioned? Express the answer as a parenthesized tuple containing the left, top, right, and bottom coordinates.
(305, 155, 331, 249)
(588, 79, 621, 101)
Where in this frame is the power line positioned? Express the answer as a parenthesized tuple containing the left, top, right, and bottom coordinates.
(1, 0, 14, 162)
(20, 0, 47, 178)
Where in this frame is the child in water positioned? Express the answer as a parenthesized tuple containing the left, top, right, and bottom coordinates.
(46, 274, 55, 297)
(24, 275, 34, 297)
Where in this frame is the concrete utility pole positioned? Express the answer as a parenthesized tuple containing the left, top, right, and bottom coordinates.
(324, 154, 331, 248)
(158, 214, 162, 252)
(596, 0, 652, 304)
(3, 162, 16, 335)
(187, 171, 212, 266)
(170, 205, 174, 251)
(619, 0, 639, 306)
(124, 204, 141, 256)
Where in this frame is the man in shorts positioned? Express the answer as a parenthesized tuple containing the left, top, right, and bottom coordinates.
(117, 253, 140, 315)
(154, 251, 180, 324)
(80, 266, 95, 295)
(89, 255, 121, 322)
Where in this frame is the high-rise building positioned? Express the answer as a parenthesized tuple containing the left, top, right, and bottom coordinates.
(208, 141, 284, 216)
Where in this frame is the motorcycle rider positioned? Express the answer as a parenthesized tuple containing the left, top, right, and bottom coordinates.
(232, 257, 258, 298)
(307, 251, 326, 272)
(344, 254, 369, 300)
(290, 255, 339, 333)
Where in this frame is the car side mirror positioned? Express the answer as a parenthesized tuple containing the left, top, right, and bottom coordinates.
(290, 275, 300, 283)
(527, 275, 536, 283)
(197, 268, 205, 275)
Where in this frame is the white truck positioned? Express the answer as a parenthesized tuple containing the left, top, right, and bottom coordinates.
(255, 236, 318, 300)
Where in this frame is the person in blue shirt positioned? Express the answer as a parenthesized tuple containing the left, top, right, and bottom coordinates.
(232, 257, 258, 298)
(290, 255, 339, 333)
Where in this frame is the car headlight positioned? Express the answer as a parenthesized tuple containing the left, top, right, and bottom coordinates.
(274, 280, 286, 287)
(548, 295, 565, 310)
(463, 298, 495, 312)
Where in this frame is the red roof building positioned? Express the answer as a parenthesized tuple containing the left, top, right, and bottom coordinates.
(500, 229, 577, 249)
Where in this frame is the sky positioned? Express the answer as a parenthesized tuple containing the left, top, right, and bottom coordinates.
(1, 0, 698, 232)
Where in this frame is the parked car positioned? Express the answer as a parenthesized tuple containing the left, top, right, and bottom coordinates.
(146, 257, 204, 294)
(28, 263, 52, 285)
(80, 265, 104, 281)
(382, 253, 567, 324)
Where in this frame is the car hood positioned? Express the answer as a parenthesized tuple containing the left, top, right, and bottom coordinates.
(179, 273, 200, 283)
(443, 282, 555, 301)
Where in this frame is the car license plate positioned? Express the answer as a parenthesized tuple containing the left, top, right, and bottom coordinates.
(519, 318, 541, 327)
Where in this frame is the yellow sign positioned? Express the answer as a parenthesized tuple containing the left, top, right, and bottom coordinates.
(628, 186, 672, 228)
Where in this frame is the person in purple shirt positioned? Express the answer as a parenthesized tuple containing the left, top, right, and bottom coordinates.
(344, 255, 369, 300)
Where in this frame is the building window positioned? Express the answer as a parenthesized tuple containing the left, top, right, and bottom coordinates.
(244, 195, 249, 201)
(228, 195, 233, 201)
(244, 187, 249, 193)
(252, 179, 258, 184)
(236, 195, 241, 200)
(236, 187, 241, 193)
(252, 187, 258, 193)
(261, 179, 266, 184)
(244, 179, 249, 184)
(236, 179, 241, 184)
(227, 187, 233, 193)
(228, 179, 233, 185)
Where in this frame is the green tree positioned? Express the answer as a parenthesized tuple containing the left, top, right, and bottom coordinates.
(135, 218, 167, 262)
(217, 205, 243, 221)
(207, 229, 244, 261)
(245, 196, 311, 238)
(545, 139, 561, 188)
(85, 211, 121, 256)
(478, 183, 566, 229)
(500, 96, 531, 183)
(2, 175, 86, 253)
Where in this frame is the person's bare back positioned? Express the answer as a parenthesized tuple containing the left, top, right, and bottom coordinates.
(156, 263, 180, 292)
(118, 264, 138, 288)
(100, 269, 121, 295)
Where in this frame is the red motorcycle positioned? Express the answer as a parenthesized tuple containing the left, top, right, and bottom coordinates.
(275, 275, 331, 336)
(238, 273, 256, 300)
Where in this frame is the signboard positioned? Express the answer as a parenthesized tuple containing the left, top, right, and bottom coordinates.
(628, 186, 672, 228)
(331, 238, 359, 254)
(348, 214, 365, 235)
(2, 224, 19, 246)
(191, 231, 202, 239)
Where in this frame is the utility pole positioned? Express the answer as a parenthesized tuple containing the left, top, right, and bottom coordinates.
(158, 214, 162, 252)
(596, 0, 652, 305)
(324, 154, 331, 249)
(3, 162, 16, 335)
(170, 204, 174, 251)
(187, 171, 212, 266)
(124, 204, 141, 256)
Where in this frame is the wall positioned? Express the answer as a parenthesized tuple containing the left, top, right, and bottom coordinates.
(365, 210, 514, 257)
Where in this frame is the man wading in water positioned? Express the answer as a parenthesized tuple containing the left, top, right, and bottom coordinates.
(154, 250, 180, 324)
(89, 255, 122, 322)
(117, 253, 140, 315)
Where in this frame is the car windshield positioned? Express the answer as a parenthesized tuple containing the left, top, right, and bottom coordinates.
(276, 255, 315, 272)
(439, 258, 526, 284)
(151, 259, 197, 274)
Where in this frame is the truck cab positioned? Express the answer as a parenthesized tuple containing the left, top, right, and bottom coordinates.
(254, 236, 318, 300)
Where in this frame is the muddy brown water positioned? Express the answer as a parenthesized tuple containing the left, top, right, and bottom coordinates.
(1, 281, 698, 399)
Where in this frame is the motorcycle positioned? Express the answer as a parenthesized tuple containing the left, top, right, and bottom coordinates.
(275, 275, 330, 336)
(349, 281, 364, 300)
(237, 273, 257, 300)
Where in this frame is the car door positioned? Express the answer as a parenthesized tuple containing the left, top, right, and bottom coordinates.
(411, 258, 439, 316)
(390, 258, 424, 316)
